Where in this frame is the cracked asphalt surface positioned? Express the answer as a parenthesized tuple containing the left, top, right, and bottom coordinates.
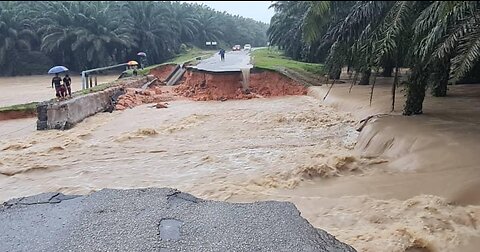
(194, 50, 253, 72)
(0, 188, 356, 252)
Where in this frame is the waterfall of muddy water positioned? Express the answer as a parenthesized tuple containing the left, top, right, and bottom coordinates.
(1, 94, 480, 251)
(241, 68, 250, 91)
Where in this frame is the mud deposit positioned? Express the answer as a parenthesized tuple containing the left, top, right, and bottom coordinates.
(2, 94, 480, 251)
(0, 109, 36, 121)
(115, 85, 174, 110)
(174, 69, 307, 101)
(149, 64, 177, 82)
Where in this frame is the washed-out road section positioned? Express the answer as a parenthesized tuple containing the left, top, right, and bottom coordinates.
(192, 50, 253, 72)
(0, 188, 356, 252)
(1, 50, 356, 251)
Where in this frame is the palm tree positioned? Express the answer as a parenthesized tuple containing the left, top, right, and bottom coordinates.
(122, 1, 178, 64)
(0, 1, 37, 75)
(416, 1, 480, 96)
(168, 2, 200, 44)
(69, 2, 134, 69)
(268, 1, 309, 60)
(34, 2, 134, 70)
(195, 10, 224, 48)
(1, 1, 269, 76)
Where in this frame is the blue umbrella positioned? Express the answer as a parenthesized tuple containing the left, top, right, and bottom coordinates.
(48, 66, 69, 74)
(137, 52, 147, 57)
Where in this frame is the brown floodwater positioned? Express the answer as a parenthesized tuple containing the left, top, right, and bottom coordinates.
(0, 74, 118, 107)
(1, 78, 480, 251)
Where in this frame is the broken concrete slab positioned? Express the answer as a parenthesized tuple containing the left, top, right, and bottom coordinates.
(36, 76, 155, 130)
(0, 188, 356, 252)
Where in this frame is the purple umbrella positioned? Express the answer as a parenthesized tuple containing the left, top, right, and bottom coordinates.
(137, 52, 147, 57)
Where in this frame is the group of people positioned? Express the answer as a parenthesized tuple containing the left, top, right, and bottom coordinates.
(51, 73, 72, 99)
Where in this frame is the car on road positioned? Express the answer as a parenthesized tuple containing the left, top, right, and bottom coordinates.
(232, 45, 241, 51)
(244, 44, 251, 51)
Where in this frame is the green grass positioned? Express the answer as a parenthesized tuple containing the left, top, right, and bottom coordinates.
(78, 82, 115, 95)
(168, 47, 216, 64)
(0, 102, 38, 113)
(251, 48, 325, 75)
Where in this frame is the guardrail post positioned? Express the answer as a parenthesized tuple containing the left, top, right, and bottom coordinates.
(81, 71, 86, 90)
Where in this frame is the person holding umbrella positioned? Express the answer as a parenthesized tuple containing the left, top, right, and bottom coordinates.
(127, 61, 139, 76)
(137, 52, 147, 69)
(48, 65, 69, 100)
(51, 73, 64, 99)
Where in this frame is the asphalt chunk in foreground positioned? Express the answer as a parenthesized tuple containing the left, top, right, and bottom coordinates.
(0, 187, 357, 252)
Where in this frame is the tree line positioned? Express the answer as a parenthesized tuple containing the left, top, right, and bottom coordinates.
(0, 1, 268, 76)
(268, 1, 480, 115)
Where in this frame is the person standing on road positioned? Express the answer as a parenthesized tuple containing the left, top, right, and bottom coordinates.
(63, 74, 72, 98)
(219, 48, 225, 61)
(52, 73, 63, 99)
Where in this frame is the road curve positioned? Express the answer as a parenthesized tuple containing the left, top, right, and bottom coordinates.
(194, 50, 253, 72)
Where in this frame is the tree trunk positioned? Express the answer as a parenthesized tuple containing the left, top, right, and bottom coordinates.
(349, 72, 359, 93)
(382, 60, 395, 77)
(328, 66, 341, 80)
(392, 66, 399, 112)
(432, 77, 448, 97)
(369, 70, 378, 106)
(431, 60, 449, 97)
(403, 67, 428, 115)
(358, 69, 371, 85)
(381, 65, 394, 77)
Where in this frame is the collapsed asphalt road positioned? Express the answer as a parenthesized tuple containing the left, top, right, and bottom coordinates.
(194, 50, 253, 72)
(0, 188, 356, 252)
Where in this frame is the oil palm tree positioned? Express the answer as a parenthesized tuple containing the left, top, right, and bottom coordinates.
(268, 1, 309, 60)
(34, 1, 134, 70)
(168, 2, 201, 44)
(1, 1, 269, 75)
(68, 2, 134, 69)
(122, 1, 178, 63)
(195, 10, 224, 48)
(0, 1, 37, 75)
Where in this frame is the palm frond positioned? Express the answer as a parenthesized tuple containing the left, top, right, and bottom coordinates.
(450, 29, 480, 80)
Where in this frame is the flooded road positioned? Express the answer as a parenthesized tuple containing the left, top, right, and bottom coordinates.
(2, 93, 480, 251)
(0, 96, 360, 199)
(0, 74, 118, 107)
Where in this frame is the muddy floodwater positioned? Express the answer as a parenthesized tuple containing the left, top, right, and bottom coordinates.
(0, 74, 118, 107)
(1, 89, 480, 251)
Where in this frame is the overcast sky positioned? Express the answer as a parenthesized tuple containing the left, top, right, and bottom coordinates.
(182, 1, 275, 24)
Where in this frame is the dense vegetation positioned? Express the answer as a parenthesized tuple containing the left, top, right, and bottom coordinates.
(0, 1, 268, 76)
(268, 1, 480, 115)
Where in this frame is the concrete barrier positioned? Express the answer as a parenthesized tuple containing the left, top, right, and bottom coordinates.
(37, 76, 154, 130)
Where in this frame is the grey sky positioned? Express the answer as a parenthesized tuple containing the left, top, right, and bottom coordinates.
(182, 1, 275, 24)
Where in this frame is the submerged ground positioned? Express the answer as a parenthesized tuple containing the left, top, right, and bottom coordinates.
(1, 80, 480, 251)
(1, 50, 480, 251)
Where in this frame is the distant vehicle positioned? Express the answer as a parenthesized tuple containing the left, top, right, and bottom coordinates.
(244, 44, 252, 51)
(232, 45, 241, 51)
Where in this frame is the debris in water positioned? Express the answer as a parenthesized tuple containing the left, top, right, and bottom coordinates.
(115, 85, 171, 110)
(155, 103, 168, 109)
